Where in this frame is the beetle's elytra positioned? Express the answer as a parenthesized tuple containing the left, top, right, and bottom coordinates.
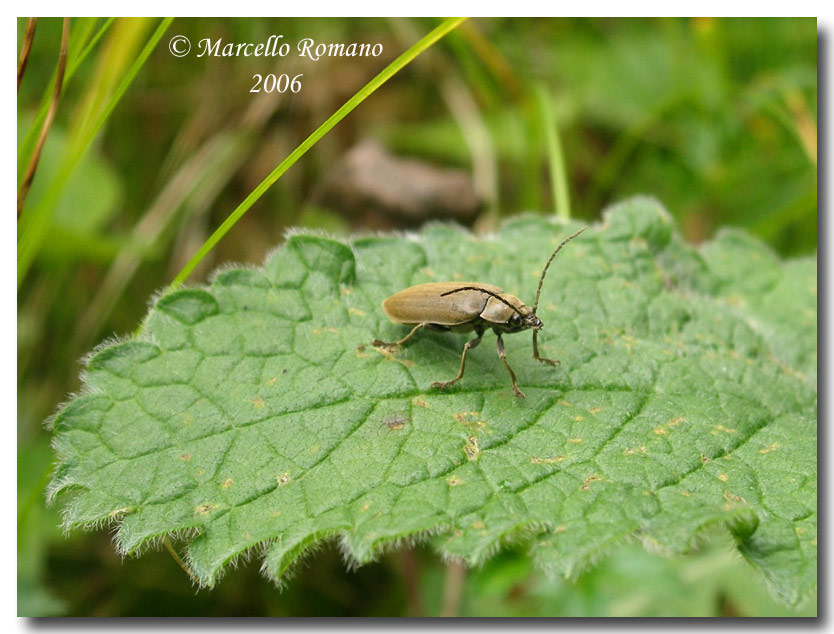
(372, 226, 587, 398)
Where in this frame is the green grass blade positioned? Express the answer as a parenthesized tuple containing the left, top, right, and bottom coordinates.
(18, 17, 173, 288)
(169, 17, 469, 290)
(17, 18, 116, 183)
(535, 84, 570, 220)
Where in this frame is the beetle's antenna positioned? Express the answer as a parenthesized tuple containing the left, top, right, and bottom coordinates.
(533, 226, 588, 314)
(440, 287, 525, 317)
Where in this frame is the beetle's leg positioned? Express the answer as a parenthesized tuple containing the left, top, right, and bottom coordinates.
(496, 334, 525, 398)
(372, 323, 426, 351)
(431, 329, 483, 391)
(532, 329, 559, 366)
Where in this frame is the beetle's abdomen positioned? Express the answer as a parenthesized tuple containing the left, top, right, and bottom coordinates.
(382, 282, 504, 326)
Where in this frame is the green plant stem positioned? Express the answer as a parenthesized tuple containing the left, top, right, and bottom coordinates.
(168, 17, 469, 291)
(17, 18, 38, 90)
(162, 537, 199, 585)
(17, 18, 115, 186)
(535, 84, 570, 220)
(18, 17, 69, 218)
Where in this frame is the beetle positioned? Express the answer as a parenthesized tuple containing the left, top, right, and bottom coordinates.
(371, 226, 587, 398)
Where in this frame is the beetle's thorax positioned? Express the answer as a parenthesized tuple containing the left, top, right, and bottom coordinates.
(480, 293, 541, 333)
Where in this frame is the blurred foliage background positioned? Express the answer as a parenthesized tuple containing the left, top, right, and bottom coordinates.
(17, 17, 816, 616)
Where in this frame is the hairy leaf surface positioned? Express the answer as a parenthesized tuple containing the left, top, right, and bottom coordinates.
(48, 198, 816, 603)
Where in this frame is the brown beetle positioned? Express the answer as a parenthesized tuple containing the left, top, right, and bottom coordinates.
(372, 226, 587, 398)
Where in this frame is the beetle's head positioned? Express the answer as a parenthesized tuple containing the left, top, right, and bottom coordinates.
(507, 305, 542, 333)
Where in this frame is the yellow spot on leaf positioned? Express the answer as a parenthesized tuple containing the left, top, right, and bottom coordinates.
(195, 504, 218, 515)
(718, 473, 729, 482)
(180, 454, 192, 461)
(589, 406, 604, 414)
(251, 398, 265, 409)
(568, 438, 582, 444)
(557, 399, 574, 407)
(464, 436, 480, 461)
(448, 475, 465, 487)
(531, 456, 564, 464)
(555, 525, 566, 534)
(348, 308, 365, 317)
(454, 411, 485, 430)
(581, 475, 602, 491)
(221, 479, 233, 489)
(472, 520, 484, 529)
(759, 442, 780, 454)
(573, 415, 584, 422)
(653, 427, 668, 435)
(267, 377, 277, 386)
(711, 424, 737, 435)
(624, 446, 647, 456)
(277, 472, 291, 487)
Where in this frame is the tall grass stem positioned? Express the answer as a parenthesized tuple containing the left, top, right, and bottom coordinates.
(169, 17, 469, 290)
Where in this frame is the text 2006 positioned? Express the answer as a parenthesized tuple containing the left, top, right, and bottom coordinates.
(250, 73, 303, 93)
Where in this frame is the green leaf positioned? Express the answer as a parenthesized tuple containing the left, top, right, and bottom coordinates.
(47, 198, 816, 604)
